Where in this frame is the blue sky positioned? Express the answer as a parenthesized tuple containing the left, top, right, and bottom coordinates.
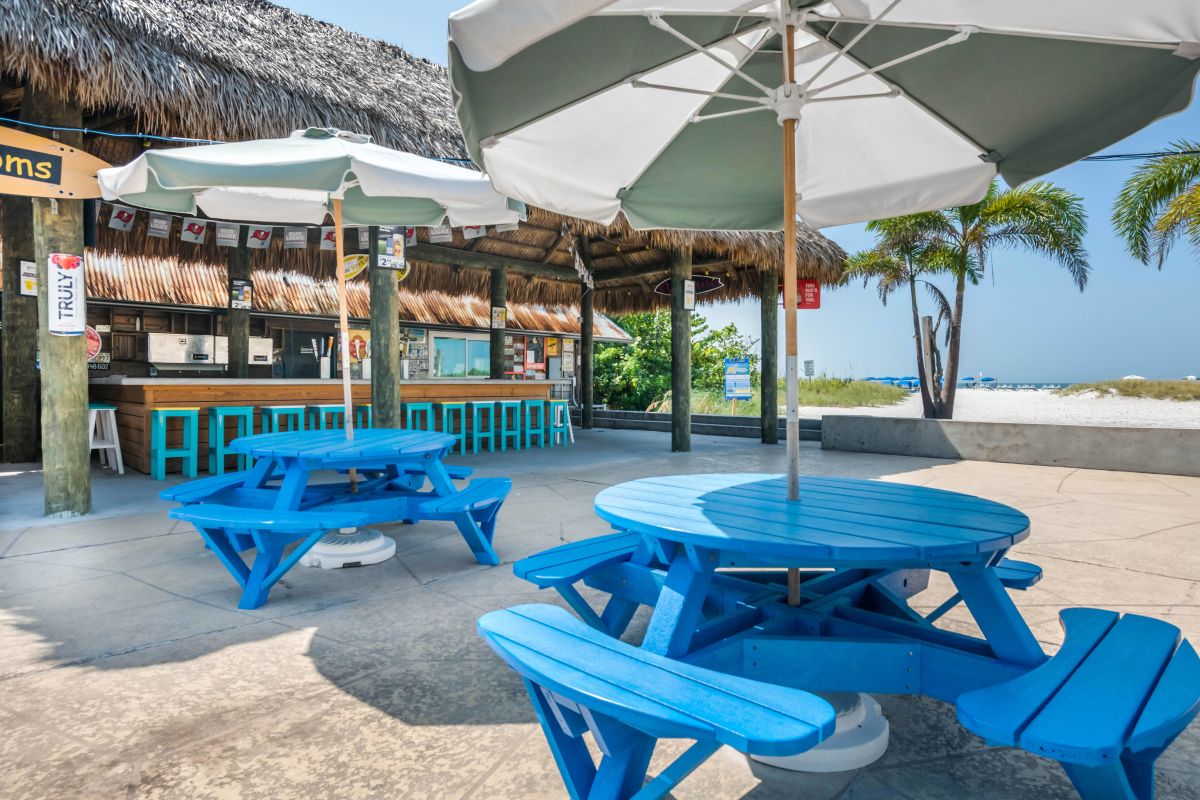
(285, 0, 1200, 383)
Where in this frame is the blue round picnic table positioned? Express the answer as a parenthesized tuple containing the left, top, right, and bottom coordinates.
(592, 473, 1045, 698)
(594, 473, 1030, 567)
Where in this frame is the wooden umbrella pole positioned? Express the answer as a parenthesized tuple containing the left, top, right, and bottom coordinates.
(332, 199, 358, 491)
(783, 18, 801, 605)
(783, 21, 800, 504)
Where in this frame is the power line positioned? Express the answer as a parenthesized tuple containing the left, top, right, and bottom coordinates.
(1082, 149, 1200, 162)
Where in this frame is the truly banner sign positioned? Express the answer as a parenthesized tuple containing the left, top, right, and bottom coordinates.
(0, 127, 110, 199)
(47, 253, 86, 336)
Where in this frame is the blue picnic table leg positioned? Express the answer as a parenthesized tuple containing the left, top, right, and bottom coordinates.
(587, 713, 657, 800)
(1061, 761, 1145, 800)
(641, 543, 716, 658)
(948, 565, 1046, 669)
(424, 459, 501, 566)
(599, 537, 655, 637)
(194, 525, 250, 590)
(240, 531, 287, 609)
(275, 458, 310, 511)
(525, 680, 597, 800)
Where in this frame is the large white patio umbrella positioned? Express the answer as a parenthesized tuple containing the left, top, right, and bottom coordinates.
(448, 0, 1200, 499)
(98, 127, 522, 438)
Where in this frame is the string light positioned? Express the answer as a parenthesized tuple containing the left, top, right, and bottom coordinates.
(0, 116, 475, 163)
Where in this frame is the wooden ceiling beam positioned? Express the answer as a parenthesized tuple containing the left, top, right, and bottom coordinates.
(408, 243, 580, 280)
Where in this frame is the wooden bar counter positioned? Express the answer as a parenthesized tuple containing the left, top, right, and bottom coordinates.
(89, 377, 552, 475)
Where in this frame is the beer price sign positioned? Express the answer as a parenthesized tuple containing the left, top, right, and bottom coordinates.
(48, 253, 86, 336)
(0, 127, 110, 199)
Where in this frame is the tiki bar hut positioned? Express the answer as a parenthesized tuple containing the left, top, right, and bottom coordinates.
(0, 0, 845, 516)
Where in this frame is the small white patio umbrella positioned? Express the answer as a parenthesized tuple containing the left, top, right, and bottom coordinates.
(98, 127, 522, 438)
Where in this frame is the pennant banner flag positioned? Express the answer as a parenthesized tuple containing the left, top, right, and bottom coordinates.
(284, 227, 307, 249)
(493, 221, 519, 232)
(357, 227, 370, 249)
(246, 225, 273, 249)
(181, 218, 208, 244)
(108, 204, 135, 231)
(215, 222, 240, 248)
(462, 225, 487, 240)
(428, 223, 453, 244)
(404, 227, 418, 246)
(320, 226, 336, 251)
(147, 212, 172, 238)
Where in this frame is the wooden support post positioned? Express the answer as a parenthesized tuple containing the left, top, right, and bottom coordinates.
(369, 225, 401, 427)
(760, 269, 779, 445)
(1, 196, 40, 462)
(489, 265, 507, 380)
(27, 88, 90, 516)
(578, 238, 595, 429)
(225, 227, 250, 379)
(670, 246, 692, 453)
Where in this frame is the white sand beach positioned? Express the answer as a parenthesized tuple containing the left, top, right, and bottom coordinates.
(805, 388, 1200, 428)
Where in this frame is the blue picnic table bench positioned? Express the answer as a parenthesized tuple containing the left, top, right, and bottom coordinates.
(162, 429, 512, 608)
(493, 474, 1200, 800)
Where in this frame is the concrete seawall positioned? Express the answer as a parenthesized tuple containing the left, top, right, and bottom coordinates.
(822, 415, 1200, 477)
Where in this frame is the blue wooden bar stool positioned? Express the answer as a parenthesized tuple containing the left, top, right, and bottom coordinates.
(548, 399, 572, 446)
(404, 401, 435, 431)
(497, 400, 522, 451)
(307, 403, 345, 430)
(355, 403, 373, 429)
(261, 404, 305, 433)
(439, 401, 467, 454)
(207, 405, 254, 475)
(469, 401, 496, 454)
(523, 399, 546, 449)
(150, 407, 199, 480)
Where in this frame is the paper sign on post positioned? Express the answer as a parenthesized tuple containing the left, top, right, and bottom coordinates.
(19, 260, 37, 297)
(47, 253, 86, 336)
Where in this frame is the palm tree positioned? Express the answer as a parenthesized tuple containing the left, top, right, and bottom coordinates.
(863, 181, 1089, 418)
(846, 222, 950, 418)
(1112, 141, 1200, 266)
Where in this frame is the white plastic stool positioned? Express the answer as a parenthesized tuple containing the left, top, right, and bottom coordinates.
(88, 403, 124, 474)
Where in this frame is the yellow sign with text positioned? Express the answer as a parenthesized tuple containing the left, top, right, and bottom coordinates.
(0, 127, 110, 199)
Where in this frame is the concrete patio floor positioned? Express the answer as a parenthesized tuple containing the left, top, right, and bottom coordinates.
(0, 429, 1197, 799)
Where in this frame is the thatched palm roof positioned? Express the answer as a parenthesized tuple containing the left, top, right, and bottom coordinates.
(0, 0, 464, 162)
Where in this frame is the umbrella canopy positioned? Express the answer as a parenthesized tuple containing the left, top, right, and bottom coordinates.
(98, 128, 522, 443)
(449, 0, 1200, 500)
(98, 127, 522, 226)
(449, 1, 1200, 231)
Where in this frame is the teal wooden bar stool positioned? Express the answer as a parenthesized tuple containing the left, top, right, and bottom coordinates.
(355, 403, 373, 429)
(261, 404, 305, 433)
(150, 407, 199, 480)
(523, 399, 546, 449)
(497, 400, 522, 451)
(439, 401, 467, 454)
(469, 401, 496, 454)
(207, 405, 254, 475)
(548, 399, 573, 447)
(307, 403, 345, 430)
(405, 401, 435, 431)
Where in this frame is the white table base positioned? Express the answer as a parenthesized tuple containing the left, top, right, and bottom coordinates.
(300, 527, 396, 569)
(751, 692, 888, 773)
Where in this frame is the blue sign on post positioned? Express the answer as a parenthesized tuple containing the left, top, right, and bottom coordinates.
(724, 357, 752, 401)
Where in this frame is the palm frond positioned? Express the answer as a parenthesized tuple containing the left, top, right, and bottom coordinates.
(1111, 141, 1200, 266)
